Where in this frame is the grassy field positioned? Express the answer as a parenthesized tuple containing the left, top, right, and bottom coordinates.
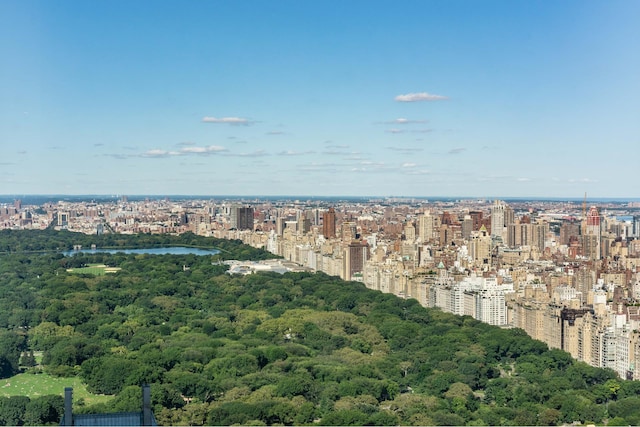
(66, 264, 121, 276)
(0, 372, 113, 406)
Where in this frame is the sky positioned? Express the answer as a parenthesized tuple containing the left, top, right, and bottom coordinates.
(1, 1, 639, 198)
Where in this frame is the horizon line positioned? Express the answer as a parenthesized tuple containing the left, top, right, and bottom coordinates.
(2, 194, 640, 203)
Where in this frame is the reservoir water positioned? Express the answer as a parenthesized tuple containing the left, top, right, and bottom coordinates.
(63, 247, 220, 256)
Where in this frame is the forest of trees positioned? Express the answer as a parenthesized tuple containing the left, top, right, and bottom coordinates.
(1, 229, 640, 425)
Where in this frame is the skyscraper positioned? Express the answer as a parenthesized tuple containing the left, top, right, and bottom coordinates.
(418, 212, 434, 243)
(461, 215, 473, 240)
(344, 241, 369, 281)
(231, 206, 254, 230)
(582, 206, 601, 260)
(633, 215, 640, 238)
(490, 200, 506, 242)
(323, 207, 336, 238)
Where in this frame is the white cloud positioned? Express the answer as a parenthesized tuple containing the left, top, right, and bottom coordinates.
(324, 149, 359, 155)
(278, 150, 315, 156)
(180, 145, 226, 154)
(386, 129, 405, 134)
(360, 161, 384, 167)
(225, 150, 269, 157)
(140, 145, 226, 158)
(202, 116, 252, 125)
(395, 92, 448, 102)
(141, 149, 180, 158)
(388, 118, 428, 124)
(402, 162, 417, 168)
(516, 177, 532, 182)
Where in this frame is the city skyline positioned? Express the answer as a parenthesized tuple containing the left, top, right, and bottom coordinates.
(1, 1, 639, 197)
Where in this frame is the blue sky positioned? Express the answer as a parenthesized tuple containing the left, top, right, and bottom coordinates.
(1, 1, 638, 198)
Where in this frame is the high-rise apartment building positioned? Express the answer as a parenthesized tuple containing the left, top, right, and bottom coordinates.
(582, 206, 601, 260)
(633, 215, 640, 238)
(461, 215, 473, 240)
(418, 212, 435, 243)
(404, 222, 416, 242)
(342, 221, 357, 242)
(560, 220, 581, 245)
(57, 211, 69, 227)
(297, 216, 311, 235)
(323, 208, 336, 238)
(469, 211, 484, 232)
(490, 200, 506, 242)
(276, 217, 286, 236)
(469, 225, 491, 268)
(504, 205, 515, 230)
(231, 206, 254, 230)
(344, 241, 369, 281)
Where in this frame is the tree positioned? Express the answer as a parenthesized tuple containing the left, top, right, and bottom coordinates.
(320, 409, 368, 426)
(0, 330, 25, 378)
(80, 356, 140, 394)
(23, 395, 64, 426)
(0, 396, 30, 426)
(20, 350, 37, 368)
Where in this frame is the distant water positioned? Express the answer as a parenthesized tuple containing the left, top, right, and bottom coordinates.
(63, 247, 219, 256)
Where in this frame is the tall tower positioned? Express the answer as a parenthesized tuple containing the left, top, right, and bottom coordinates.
(490, 200, 506, 241)
(404, 222, 416, 243)
(461, 215, 473, 240)
(469, 211, 483, 231)
(583, 206, 601, 260)
(470, 225, 492, 268)
(418, 212, 434, 243)
(323, 207, 336, 238)
(634, 215, 640, 238)
(231, 206, 254, 230)
(504, 205, 515, 228)
(344, 241, 369, 281)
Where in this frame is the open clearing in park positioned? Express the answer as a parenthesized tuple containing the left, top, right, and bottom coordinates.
(0, 372, 113, 406)
(66, 263, 121, 276)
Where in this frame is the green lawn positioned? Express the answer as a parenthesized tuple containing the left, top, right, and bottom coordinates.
(0, 372, 113, 406)
(67, 264, 121, 276)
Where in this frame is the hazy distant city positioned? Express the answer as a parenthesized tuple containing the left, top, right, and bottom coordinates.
(3, 194, 640, 380)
